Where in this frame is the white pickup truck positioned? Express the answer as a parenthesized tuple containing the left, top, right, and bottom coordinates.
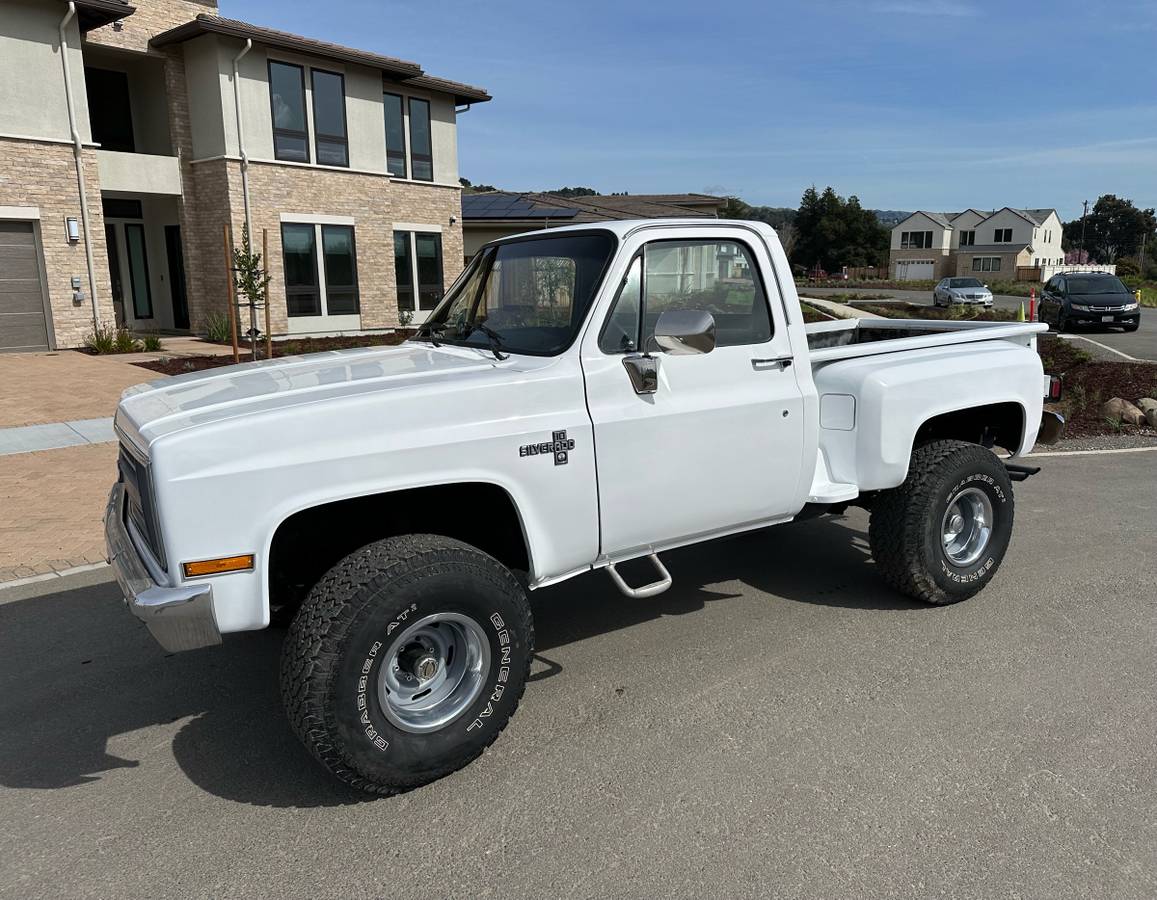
(106, 219, 1063, 795)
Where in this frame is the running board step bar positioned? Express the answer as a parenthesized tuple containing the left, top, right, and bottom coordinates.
(1004, 462, 1041, 482)
(606, 554, 672, 599)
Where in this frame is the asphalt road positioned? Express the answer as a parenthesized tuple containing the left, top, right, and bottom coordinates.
(2, 450, 1156, 899)
(806, 286, 1157, 361)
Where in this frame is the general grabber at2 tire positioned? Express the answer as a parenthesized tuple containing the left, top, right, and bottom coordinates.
(868, 440, 1015, 605)
(280, 534, 533, 795)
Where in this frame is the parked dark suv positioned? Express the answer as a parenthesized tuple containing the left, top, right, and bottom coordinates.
(1038, 272, 1140, 332)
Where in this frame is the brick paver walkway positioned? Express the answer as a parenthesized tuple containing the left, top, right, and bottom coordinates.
(0, 352, 148, 429)
(0, 442, 118, 582)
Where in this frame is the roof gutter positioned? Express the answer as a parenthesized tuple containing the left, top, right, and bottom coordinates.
(59, 1, 102, 335)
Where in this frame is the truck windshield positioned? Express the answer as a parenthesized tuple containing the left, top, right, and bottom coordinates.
(415, 232, 616, 356)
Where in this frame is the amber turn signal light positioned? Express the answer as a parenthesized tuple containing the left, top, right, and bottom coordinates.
(182, 555, 255, 578)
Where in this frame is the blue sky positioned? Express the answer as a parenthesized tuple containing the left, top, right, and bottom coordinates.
(235, 0, 1156, 220)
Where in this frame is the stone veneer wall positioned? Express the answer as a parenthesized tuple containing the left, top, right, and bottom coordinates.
(83, 0, 218, 55)
(182, 160, 465, 335)
(0, 138, 115, 348)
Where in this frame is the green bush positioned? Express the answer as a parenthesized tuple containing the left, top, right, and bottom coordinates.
(204, 310, 232, 343)
(140, 333, 163, 352)
(84, 325, 142, 354)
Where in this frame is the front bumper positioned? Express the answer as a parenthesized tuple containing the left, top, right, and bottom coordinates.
(105, 484, 221, 652)
(1067, 311, 1139, 327)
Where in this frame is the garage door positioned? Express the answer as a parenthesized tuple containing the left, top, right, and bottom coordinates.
(0, 221, 50, 351)
(896, 259, 934, 282)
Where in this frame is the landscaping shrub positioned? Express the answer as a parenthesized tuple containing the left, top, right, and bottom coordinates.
(84, 325, 142, 354)
(140, 333, 163, 352)
(204, 310, 232, 343)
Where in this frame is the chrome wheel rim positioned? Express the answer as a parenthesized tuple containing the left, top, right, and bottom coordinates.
(377, 612, 490, 734)
(941, 487, 994, 567)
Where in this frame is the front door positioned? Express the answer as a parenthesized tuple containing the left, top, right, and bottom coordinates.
(580, 232, 806, 558)
(165, 225, 189, 330)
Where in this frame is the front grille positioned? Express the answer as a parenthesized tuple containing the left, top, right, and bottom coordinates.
(118, 445, 165, 569)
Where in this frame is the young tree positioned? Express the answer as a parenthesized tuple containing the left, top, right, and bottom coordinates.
(232, 225, 272, 360)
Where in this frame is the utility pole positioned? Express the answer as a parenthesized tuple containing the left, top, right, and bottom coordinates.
(1079, 199, 1089, 262)
(1140, 230, 1147, 274)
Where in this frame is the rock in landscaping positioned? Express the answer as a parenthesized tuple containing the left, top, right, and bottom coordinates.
(1136, 397, 1157, 428)
(1102, 397, 1147, 426)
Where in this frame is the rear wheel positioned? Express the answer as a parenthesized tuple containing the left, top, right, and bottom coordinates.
(869, 440, 1015, 605)
(281, 534, 533, 795)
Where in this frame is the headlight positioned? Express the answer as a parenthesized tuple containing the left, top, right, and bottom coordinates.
(1124, 302, 1139, 311)
(1070, 304, 1090, 312)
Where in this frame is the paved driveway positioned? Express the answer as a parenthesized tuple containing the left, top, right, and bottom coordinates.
(1, 449, 1154, 899)
(806, 287, 1157, 361)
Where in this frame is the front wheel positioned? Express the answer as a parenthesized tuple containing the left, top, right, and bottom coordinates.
(281, 534, 533, 795)
(869, 440, 1015, 605)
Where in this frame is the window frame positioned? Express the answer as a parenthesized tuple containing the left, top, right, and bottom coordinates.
(598, 236, 774, 355)
(309, 67, 350, 168)
(407, 96, 434, 182)
(268, 59, 311, 164)
(281, 222, 322, 317)
(320, 223, 360, 314)
(959, 229, 975, 247)
(994, 227, 1013, 243)
(383, 90, 408, 178)
(123, 222, 153, 319)
(393, 230, 444, 313)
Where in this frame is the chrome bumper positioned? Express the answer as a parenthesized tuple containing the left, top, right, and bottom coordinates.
(104, 484, 221, 652)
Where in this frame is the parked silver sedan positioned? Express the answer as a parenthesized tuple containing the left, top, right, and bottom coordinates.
(933, 277, 994, 307)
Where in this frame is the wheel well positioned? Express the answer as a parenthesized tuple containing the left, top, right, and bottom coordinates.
(268, 483, 530, 615)
(914, 402, 1025, 453)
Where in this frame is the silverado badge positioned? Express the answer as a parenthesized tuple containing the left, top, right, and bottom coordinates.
(519, 430, 576, 466)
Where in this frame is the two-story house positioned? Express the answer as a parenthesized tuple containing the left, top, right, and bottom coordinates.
(888, 207, 1064, 282)
(0, 0, 489, 351)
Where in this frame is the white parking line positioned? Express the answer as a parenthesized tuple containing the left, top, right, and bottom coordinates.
(1057, 334, 1141, 362)
(1027, 445, 1157, 458)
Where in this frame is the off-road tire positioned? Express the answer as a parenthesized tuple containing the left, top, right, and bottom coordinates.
(869, 440, 1015, 605)
(280, 534, 533, 795)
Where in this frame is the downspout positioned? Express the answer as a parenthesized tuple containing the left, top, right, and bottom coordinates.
(59, 2, 101, 331)
(231, 39, 253, 238)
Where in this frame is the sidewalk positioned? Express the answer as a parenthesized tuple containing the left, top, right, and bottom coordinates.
(0, 344, 219, 586)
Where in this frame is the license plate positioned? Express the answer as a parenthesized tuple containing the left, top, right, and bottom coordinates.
(1101, 315, 1115, 322)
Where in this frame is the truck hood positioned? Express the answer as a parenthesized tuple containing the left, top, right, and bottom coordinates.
(115, 343, 543, 450)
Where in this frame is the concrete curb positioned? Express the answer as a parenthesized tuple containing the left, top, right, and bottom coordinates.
(798, 296, 883, 319)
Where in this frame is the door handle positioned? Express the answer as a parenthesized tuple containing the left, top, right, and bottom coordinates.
(751, 356, 793, 371)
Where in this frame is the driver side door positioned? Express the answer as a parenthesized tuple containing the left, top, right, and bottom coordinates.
(580, 232, 805, 559)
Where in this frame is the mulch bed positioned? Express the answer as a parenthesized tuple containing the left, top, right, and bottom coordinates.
(1039, 336, 1157, 438)
(135, 332, 413, 376)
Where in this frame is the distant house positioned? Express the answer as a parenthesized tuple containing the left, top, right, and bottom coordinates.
(461, 192, 725, 261)
(889, 207, 1065, 281)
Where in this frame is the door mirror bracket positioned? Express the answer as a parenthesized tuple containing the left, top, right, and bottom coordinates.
(622, 354, 659, 395)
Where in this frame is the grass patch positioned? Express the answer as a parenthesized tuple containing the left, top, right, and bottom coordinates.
(800, 303, 833, 324)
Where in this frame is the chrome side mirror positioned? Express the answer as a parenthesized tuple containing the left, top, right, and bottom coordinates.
(653, 309, 716, 355)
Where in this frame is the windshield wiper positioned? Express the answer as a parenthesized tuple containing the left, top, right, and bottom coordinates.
(465, 322, 508, 361)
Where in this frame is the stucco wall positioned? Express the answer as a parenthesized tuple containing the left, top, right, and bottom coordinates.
(0, 0, 91, 143)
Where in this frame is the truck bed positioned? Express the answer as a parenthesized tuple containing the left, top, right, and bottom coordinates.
(804, 317, 1047, 363)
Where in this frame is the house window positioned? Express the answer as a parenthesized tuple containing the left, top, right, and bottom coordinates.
(901, 230, 934, 249)
(124, 223, 153, 318)
(269, 61, 309, 163)
(311, 69, 349, 167)
(971, 256, 1002, 272)
(408, 97, 433, 181)
(994, 228, 1013, 243)
(383, 92, 407, 178)
(959, 230, 975, 246)
(281, 222, 360, 317)
(393, 230, 443, 311)
(85, 68, 135, 153)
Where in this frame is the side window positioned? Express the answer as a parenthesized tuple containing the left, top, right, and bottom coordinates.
(601, 240, 772, 352)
